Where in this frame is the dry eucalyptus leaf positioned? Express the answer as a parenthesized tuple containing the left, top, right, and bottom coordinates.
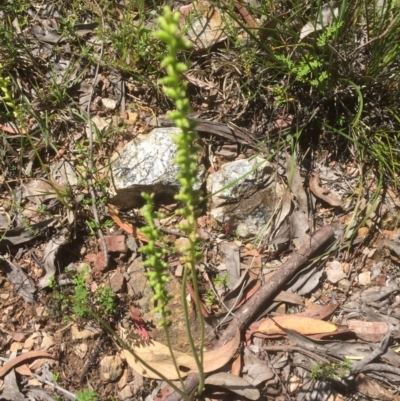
(309, 173, 342, 206)
(360, 286, 398, 303)
(286, 156, 309, 248)
(205, 372, 260, 400)
(21, 179, 57, 205)
(248, 315, 337, 338)
(243, 347, 274, 386)
(124, 329, 240, 380)
(274, 291, 304, 306)
(0, 259, 36, 304)
(294, 303, 339, 320)
(38, 230, 67, 289)
(269, 188, 292, 240)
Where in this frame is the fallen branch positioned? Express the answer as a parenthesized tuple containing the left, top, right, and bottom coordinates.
(162, 225, 335, 401)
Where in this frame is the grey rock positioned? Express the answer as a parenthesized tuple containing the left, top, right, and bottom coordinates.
(109, 127, 203, 208)
(207, 157, 274, 207)
(207, 157, 282, 237)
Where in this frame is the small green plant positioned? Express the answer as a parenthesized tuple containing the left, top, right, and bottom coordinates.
(48, 275, 56, 289)
(274, 21, 344, 91)
(275, 53, 328, 90)
(76, 389, 98, 401)
(52, 372, 60, 382)
(95, 285, 116, 315)
(316, 22, 344, 47)
(311, 359, 352, 380)
(204, 288, 216, 307)
(71, 268, 90, 317)
(214, 273, 229, 288)
(86, 219, 114, 235)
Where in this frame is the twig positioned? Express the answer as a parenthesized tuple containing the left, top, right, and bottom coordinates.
(163, 225, 335, 401)
(263, 345, 331, 363)
(33, 373, 76, 400)
(360, 363, 400, 377)
(86, 0, 108, 270)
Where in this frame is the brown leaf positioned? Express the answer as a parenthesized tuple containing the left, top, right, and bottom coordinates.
(108, 204, 137, 237)
(309, 173, 342, 206)
(124, 329, 240, 380)
(274, 291, 304, 306)
(108, 204, 149, 243)
(247, 315, 337, 339)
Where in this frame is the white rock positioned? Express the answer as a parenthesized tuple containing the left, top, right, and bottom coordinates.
(207, 157, 274, 207)
(73, 343, 88, 359)
(210, 185, 282, 238)
(206, 157, 281, 238)
(175, 264, 183, 277)
(110, 127, 203, 208)
(358, 271, 371, 286)
(102, 98, 117, 110)
(326, 260, 346, 284)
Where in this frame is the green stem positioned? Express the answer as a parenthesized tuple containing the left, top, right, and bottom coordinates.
(163, 319, 186, 391)
(188, 237, 206, 391)
(181, 263, 205, 395)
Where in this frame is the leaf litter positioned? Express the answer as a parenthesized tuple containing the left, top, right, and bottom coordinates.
(1, 0, 400, 400)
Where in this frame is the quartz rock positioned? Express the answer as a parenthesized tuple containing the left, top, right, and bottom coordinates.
(109, 127, 203, 208)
